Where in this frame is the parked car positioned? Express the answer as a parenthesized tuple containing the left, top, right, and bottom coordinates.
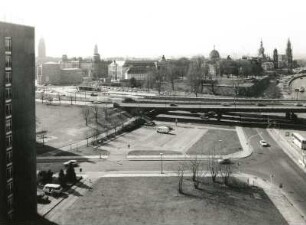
(221, 102, 231, 106)
(63, 160, 78, 167)
(145, 121, 156, 126)
(295, 102, 303, 106)
(157, 126, 171, 134)
(259, 140, 269, 147)
(169, 103, 178, 107)
(43, 184, 63, 197)
(218, 158, 232, 164)
(37, 190, 49, 203)
(256, 103, 266, 106)
(90, 92, 98, 96)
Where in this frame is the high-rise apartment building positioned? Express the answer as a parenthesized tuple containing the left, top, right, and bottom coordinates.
(0, 22, 36, 222)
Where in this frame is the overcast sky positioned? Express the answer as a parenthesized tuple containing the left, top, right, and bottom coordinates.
(2, 0, 306, 59)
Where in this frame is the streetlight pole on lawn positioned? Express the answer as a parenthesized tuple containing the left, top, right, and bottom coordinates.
(160, 153, 164, 174)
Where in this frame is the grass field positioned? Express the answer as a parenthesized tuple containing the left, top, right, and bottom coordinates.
(53, 177, 287, 225)
(187, 129, 242, 155)
(36, 103, 90, 148)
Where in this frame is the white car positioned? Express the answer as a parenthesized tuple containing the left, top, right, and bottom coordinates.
(259, 140, 269, 147)
(63, 160, 78, 167)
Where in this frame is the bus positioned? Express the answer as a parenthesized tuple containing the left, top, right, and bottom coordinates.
(291, 132, 306, 149)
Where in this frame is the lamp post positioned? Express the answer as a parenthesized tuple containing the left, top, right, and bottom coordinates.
(160, 153, 164, 174)
(219, 139, 223, 153)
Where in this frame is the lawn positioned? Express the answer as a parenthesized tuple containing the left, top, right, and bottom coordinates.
(53, 177, 287, 225)
(36, 103, 90, 148)
(187, 129, 242, 155)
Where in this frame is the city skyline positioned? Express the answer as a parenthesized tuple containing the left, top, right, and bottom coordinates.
(2, 0, 306, 58)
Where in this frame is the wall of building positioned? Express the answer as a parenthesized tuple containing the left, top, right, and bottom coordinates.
(0, 22, 36, 222)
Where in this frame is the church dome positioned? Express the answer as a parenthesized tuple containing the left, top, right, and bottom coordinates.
(209, 49, 220, 60)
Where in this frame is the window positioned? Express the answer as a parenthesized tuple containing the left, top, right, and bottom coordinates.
(7, 195, 14, 212)
(5, 135, 12, 149)
(5, 88, 12, 100)
(5, 104, 12, 116)
(6, 150, 13, 164)
(5, 55, 12, 68)
(5, 37, 12, 52)
(7, 181, 13, 195)
(5, 119, 12, 133)
(5, 72, 12, 84)
(6, 166, 13, 180)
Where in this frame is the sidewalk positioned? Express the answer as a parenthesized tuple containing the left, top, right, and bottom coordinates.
(236, 173, 306, 225)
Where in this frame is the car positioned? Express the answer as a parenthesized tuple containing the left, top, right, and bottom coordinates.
(169, 103, 178, 107)
(63, 160, 78, 167)
(144, 121, 156, 126)
(206, 111, 216, 117)
(37, 191, 49, 203)
(259, 140, 269, 147)
(221, 102, 231, 106)
(295, 103, 303, 106)
(90, 93, 98, 96)
(256, 103, 266, 106)
(218, 158, 232, 164)
(92, 101, 102, 104)
(43, 184, 63, 197)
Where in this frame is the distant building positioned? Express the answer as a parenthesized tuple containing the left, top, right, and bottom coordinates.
(58, 45, 111, 81)
(207, 47, 221, 77)
(0, 22, 36, 222)
(37, 62, 83, 85)
(108, 60, 127, 81)
(38, 38, 46, 59)
(261, 62, 275, 71)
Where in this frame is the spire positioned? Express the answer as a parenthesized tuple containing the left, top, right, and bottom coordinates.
(38, 37, 46, 58)
(94, 44, 98, 55)
(258, 39, 265, 58)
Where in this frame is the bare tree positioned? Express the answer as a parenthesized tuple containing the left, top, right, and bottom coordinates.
(187, 58, 204, 97)
(92, 105, 99, 123)
(177, 164, 185, 194)
(57, 93, 61, 104)
(207, 148, 219, 183)
(46, 95, 53, 105)
(40, 92, 45, 104)
(82, 106, 90, 126)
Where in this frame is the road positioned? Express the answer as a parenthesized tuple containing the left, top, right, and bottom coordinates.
(119, 102, 306, 113)
(241, 127, 306, 216)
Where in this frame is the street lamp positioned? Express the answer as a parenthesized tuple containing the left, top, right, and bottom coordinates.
(219, 139, 223, 153)
(160, 153, 164, 174)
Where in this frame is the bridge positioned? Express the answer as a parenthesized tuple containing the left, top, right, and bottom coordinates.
(117, 102, 306, 120)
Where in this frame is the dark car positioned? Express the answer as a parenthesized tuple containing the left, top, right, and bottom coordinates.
(256, 103, 266, 106)
(145, 121, 156, 126)
(169, 103, 178, 107)
(90, 93, 98, 96)
(37, 191, 50, 204)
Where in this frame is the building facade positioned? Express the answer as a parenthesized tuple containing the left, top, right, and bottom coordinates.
(0, 22, 36, 222)
(37, 62, 83, 85)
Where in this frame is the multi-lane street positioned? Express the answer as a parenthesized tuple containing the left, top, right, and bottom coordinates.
(241, 127, 306, 217)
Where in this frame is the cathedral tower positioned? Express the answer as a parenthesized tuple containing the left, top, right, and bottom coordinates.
(286, 39, 293, 70)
